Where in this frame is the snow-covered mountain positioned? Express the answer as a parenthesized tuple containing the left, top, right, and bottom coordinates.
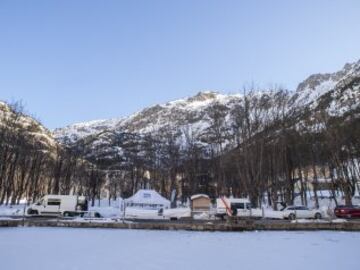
(290, 60, 360, 114)
(54, 91, 239, 143)
(0, 101, 57, 150)
(53, 60, 360, 160)
(55, 90, 296, 143)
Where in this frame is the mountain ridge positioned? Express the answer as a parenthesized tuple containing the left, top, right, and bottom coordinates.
(54, 59, 360, 149)
(53, 61, 360, 165)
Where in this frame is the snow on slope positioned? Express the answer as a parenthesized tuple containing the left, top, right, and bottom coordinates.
(54, 117, 125, 144)
(54, 91, 219, 142)
(53, 90, 282, 144)
(53, 60, 360, 157)
(0, 101, 57, 149)
(291, 60, 360, 112)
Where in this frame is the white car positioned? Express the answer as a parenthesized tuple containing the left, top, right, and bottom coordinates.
(282, 205, 322, 220)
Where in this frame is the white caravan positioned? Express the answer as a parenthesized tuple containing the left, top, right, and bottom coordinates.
(27, 195, 88, 217)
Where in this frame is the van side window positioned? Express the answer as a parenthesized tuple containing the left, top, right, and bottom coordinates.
(231, 203, 245, 209)
(47, 200, 61, 206)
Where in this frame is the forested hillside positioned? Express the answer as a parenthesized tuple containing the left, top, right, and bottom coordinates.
(53, 60, 360, 207)
(0, 102, 103, 205)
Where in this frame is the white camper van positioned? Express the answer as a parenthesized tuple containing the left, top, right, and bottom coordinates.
(216, 197, 252, 218)
(27, 195, 88, 217)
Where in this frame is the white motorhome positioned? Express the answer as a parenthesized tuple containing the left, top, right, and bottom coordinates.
(216, 197, 252, 218)
(27, 195, 88, 217)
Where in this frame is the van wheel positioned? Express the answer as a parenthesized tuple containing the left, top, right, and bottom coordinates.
(27, 209, 38, 215)
(315, 213, 322, 219)
(289, 213, 296, 220)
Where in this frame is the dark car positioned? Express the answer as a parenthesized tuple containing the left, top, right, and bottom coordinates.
(334, 205, 360, 219)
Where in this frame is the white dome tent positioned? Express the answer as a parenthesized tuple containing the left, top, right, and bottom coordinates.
(125, 189, 170, 210)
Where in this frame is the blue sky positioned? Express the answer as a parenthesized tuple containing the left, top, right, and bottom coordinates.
(0, 0, 359, 129)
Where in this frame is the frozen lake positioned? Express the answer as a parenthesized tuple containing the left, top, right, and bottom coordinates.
(0, 228, 358, 270)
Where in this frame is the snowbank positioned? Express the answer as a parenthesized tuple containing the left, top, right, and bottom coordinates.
(0, 205, 24, 216)
(163, 208, 191, 219)
(88, 206, 121, 218)
(125, 208, 165, 220)
(193, 212, 210, 220)
(69, 217, 117, 223)
(291, 219, 347, 224)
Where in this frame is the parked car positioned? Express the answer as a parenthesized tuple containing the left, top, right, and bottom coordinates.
(282, 205, 322, 220)
(334, 205, 360, 219)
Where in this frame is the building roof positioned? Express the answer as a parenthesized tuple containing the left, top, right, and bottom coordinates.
(190, 194, 210, 200)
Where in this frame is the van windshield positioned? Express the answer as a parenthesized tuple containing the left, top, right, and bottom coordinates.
(36, 199, 44, 206)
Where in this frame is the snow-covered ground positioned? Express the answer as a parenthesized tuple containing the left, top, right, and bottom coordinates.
(0, 204, 24, 216)
(0, 228, 359, 270)
(1, 192, 359, 220)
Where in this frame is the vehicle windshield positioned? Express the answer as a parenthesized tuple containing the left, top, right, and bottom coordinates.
(36, 199, 44, 206)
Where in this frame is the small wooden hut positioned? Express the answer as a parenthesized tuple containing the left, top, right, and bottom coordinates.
(190, 194, 211, 213)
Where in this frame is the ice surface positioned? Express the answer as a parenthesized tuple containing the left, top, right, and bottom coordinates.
(0, 228, 359, 270)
